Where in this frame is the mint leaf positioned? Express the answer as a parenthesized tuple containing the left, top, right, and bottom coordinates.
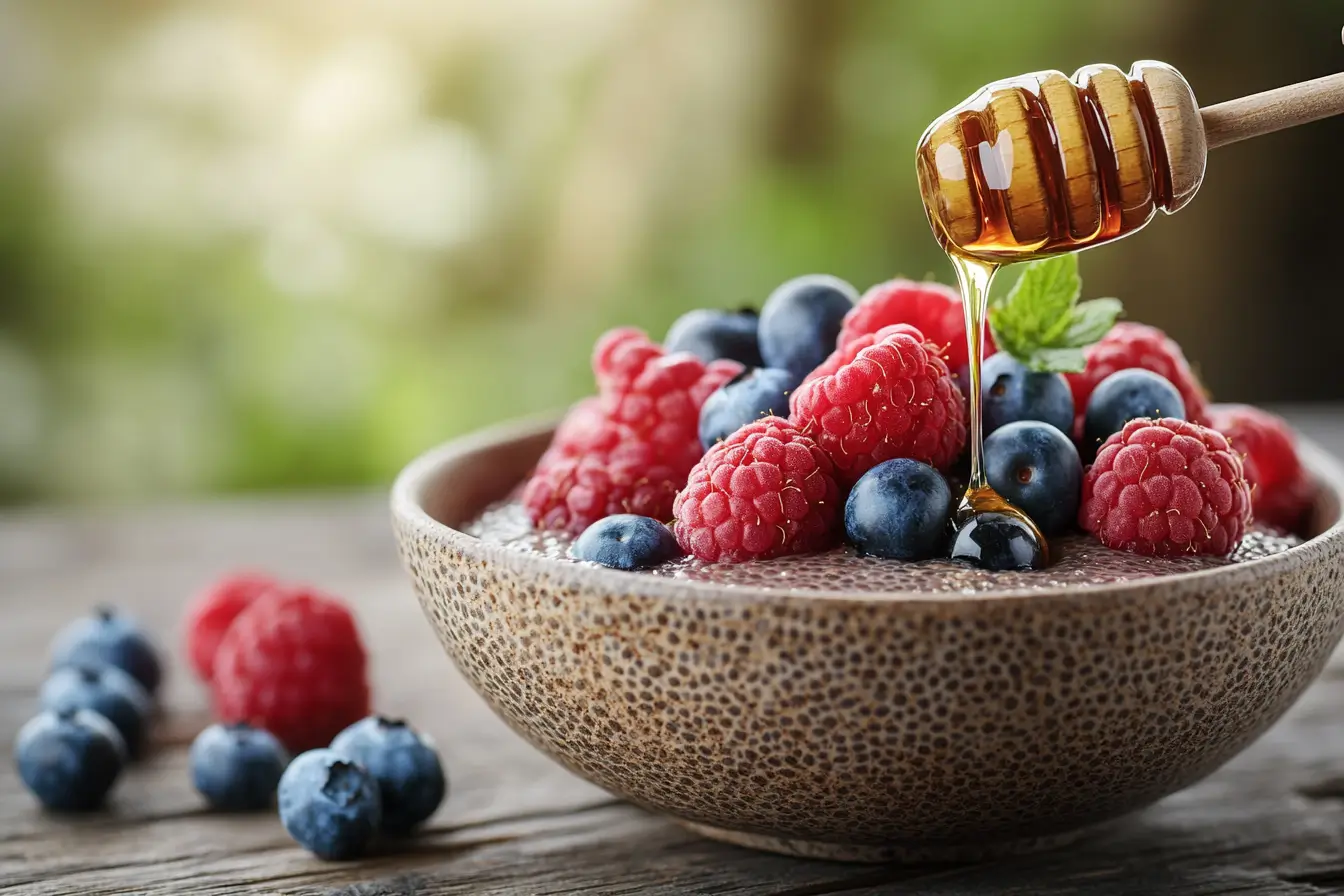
(987, 256, 1122, 374)
(1063, 298, 1123, 346)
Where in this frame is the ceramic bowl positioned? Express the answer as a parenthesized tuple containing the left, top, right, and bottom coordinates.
(391, 417, 1344, 862)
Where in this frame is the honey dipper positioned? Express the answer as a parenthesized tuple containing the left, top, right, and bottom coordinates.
(916, 61, 1344, 261)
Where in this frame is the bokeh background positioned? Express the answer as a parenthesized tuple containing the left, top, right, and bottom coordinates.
(1, 0, 1341, 505)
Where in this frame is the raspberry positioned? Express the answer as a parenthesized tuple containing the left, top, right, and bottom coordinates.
(522, 438, 683, 533)
(211, 588, 371, 753)
(1206, 403, 1314, 532)
(1079, 418, 1251, 557)
(1065, 323, 1208, 434)
(789, 324, 967, 485)
(673, 417, 840, 562)
(546, 397, 614, 458)
(183, 573, 280, 682)
(837, 279, 995, 371)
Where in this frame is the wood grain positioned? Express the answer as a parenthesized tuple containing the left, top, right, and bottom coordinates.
(1202, 71, 1344, 151)
(4, 406, 1344, 894)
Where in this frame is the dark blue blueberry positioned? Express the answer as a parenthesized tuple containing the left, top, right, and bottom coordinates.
(980, 353, 1074, 435)
(331, 716, 446, 835)
(190, 722, 290, 811)
(984, 421, 1082, 536)
(664, 308, 763, 367)
(16, 708, 126, 811)
(698, 367, 800, 450)
(757, 274, 857, 380)
(50, 606, 162, 696)
(948, 512, 1046, 571)
(844, 459, 952, 560)
(40, 664, 151, 758)
(1083, 368, 1186, 452)
(570, 514, 680, 570)
(278, 748, 382, 860)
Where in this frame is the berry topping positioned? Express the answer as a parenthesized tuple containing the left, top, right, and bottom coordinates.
(522, 437, 685, 534)
(1207, 403, 1314, 533)
(757, 274, 857, 380)
(984, 421, 1082, 536)
(839, 278, 994, 370)
(184, 573, 280, 683)
(949, 512, 1047, 571)
(278, 749, 382, 860)
(331, 716, 446, 835)
(980, 352, 1074, 436)
(1083, 369, 1186, 455)
(571, 514, 681, 570)
(16, 708, 126, 812)
(1079, 418, 1251, 557)
(190, 722, 290, 811)
(40, 664, 152, 758)
(843, 458, 952, 560)
(50, 606, 162, 696)
(698, 367, 799, 451)
(664, 308, 763, 367)
(1067, 322, 1209, 433)
(673, 417, 840, 563)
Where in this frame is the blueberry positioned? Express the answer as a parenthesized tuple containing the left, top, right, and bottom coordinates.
(278, 748, 382, 860)
(757, 274, 857, 380)
(571, 514, 680, 570)
(844, 459, 952, 560)
(984, 421, 1082, 536)
(698, 368, 799, 450)
(664, 308, 763, 367)
(190, 722, 290, 811)
(1083, 368, 1186, 451)
(331, 716, 446, 835)
(948, 512, 1046, 571)
(40, 664, 151, 758)
(50, 606, 162, 696)
(16, 708, 126, 811)
(980, 353, 1074, 435)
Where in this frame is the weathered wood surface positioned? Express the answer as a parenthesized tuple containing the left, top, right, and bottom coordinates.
(3, 408, 1344, 895)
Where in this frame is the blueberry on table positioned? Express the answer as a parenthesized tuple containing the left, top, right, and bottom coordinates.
(190, 722, 290, 811)
(49, 606, 163, 696)
(757, 274, 857, 380)
(278, 749, 382, 860)
(980, 353, 1074, 436)
(664, 308, 763, 367)
(16, 708, 126, 811)
(949, 512, 1046, 572)
(984, 421, 1083, 536)
(40, 664, 152, 758)
(1083, 368, 1186, 452)
(330, 716, 446, 835)
(698, 367, 800, 450)
(844, 458, 952, 561)
(571, 514, 680, 570)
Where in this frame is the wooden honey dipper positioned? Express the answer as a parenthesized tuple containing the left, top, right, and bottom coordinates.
(916, 61, 1344, 261)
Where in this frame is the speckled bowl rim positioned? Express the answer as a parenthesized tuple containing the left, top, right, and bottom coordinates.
(391, 414, 1344, 606)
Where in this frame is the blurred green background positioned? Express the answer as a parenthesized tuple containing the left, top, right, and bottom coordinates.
(2, 0, 1342, 504)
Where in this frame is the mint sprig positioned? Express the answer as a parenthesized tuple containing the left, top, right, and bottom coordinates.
(987, 255, 1122, 373)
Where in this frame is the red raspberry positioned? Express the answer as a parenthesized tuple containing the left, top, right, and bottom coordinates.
(183, 572, 281, 682)
(838, 278, 995, 371)
(1079, 418, 1251, 557)
(1066, 323, 1209, 434)
(211, 588, 371, 752)
(546, 397, 614, 458)
(1206, 403, 1314, 532)
(522, 437, 683, 533)
(789, 324, 967, 485)
(673, 416, 839, 562)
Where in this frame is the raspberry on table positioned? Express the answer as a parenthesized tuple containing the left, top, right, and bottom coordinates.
(838, 278, 995, 371)
(1066, 322, 1209, 435)
(1079, 418, 1251, 557)
(789, 324, 967, 486)
(210, 588, 371, 753)
(183, 573, 281, 682)
(673, 416, 840, 563)
(1206, 403, 1314, 533)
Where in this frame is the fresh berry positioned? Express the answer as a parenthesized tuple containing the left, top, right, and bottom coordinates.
(1083, 369, 1186, 454)
(698, 367, 799, 450)
(546, 397, 613, 458)
(757, 275, 857, 380)
(522, 439, 685, 534)
(980, 353, 1073, 436)
(15, 708, 126, 812)
(789, 324, 967, 485)
(673, 416, 840, 562)
(664, 308, 763, 367)
(1080, 418, 1251, 556)
(331, 716, 446, 835)
(949, 512, 1047, 571)
(571, 514, 681, 570)
(278, 748, 382, 860)
(843, 458, 951, 560)
(1207, 403, 1314, 533)
(839, 278, 995, 370)
(40, 664, 152, 758)
(984, 421, 1082, 536)
(190, 722, 290, 811)
(50, 606, 162, 696)
(211, 588, 371, 753)
(1066, 322, 1208, 433)
(183, 573, 279, 682)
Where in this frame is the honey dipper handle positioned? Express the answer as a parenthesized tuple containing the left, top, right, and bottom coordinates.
(1200, 71, 1344, 149)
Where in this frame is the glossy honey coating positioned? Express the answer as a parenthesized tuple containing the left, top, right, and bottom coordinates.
(916, 61, 1206, 262)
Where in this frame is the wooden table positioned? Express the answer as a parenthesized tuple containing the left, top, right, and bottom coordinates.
(5, 408, 1344, 895)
